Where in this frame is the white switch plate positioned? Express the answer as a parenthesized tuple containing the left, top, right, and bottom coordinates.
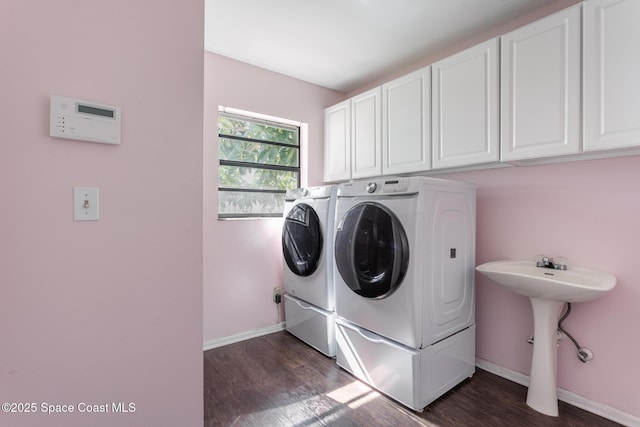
(73, 187, 99, 221)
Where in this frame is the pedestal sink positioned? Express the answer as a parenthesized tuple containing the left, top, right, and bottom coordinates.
(475, 260, 616, 416)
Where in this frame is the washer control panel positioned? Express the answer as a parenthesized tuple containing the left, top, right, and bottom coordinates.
(366, 182, 377, 193)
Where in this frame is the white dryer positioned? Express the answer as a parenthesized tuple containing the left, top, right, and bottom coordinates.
(282, 185, 337, 357)
(333, 176, 476, 411)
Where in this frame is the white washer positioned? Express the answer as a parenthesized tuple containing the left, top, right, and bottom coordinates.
(333, 176, 476, 411)
(282, 185, 337, 356)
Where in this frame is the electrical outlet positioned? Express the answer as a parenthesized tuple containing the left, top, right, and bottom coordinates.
(273, 287, 282, 304)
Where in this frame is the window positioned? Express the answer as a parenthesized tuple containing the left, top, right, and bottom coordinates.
(217, 109, 300, 219)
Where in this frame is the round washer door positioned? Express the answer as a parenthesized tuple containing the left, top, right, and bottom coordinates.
(335, 202, 409, 299)
(282, 203, 323, 277)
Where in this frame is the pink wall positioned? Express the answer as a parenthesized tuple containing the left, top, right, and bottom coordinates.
(0, 2, 203, 426)
(440, 157, 640, 418)
(203, 53, 343, 343)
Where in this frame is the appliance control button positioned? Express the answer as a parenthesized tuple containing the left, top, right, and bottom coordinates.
(366, 182, 377, 193)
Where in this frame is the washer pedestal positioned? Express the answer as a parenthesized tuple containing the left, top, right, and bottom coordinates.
(335, 317, 475, 411)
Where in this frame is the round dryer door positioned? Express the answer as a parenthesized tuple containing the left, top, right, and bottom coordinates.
(335, 202, 409, 299)
(282, 203, 323, 277)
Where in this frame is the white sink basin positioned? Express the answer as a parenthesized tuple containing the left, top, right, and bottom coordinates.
(475, 260, 616, 417)
(475, 260, 616, 302)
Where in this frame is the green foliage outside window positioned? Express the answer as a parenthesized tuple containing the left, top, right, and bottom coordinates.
(218, 113, 300, 218)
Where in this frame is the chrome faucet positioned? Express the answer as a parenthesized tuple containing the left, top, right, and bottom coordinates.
(536, 256, 567, 270)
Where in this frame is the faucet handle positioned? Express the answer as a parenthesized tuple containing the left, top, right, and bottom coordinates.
(554, 257, 568, 270)
(536, 255, 548, 267)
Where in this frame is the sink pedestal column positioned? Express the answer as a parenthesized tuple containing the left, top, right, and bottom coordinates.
(526, 297, 565, 416)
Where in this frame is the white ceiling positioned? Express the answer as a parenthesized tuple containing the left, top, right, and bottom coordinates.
(205, 0, 558, 93)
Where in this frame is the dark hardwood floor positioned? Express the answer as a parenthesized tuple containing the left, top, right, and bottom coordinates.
(204, 331, 621, 426)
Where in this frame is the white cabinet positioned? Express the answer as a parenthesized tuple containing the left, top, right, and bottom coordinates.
(325, 69, 429, 182)
(324, 100, 351, 182)
(351, 88, 382, 179)
(432, 39, 499, 169)
(324, 2, 640, 180)
(382, 66, 431, 174)
(584, 0, 640, 152)
(324, 89, 381, 182)
(501, 5, 581, 162)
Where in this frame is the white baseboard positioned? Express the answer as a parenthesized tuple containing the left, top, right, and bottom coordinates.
(203, 322, 286, 351)
(476, 358, 640, 427)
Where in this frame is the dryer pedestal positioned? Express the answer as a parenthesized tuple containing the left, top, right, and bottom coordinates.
(285, 294, 336, 357)
(335, 317, 475, 411)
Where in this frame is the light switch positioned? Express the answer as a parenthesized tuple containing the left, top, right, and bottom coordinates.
(73, 187, 99, 221)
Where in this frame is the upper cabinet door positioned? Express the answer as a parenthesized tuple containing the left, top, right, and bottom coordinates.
(432, 39, 499, 169)
(500, 5, 581, 162)
(324, 100, 351, 182)
(584, 0, 640, 151)
(382, 66, 431, 175)
(351, 87, 382, 179)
